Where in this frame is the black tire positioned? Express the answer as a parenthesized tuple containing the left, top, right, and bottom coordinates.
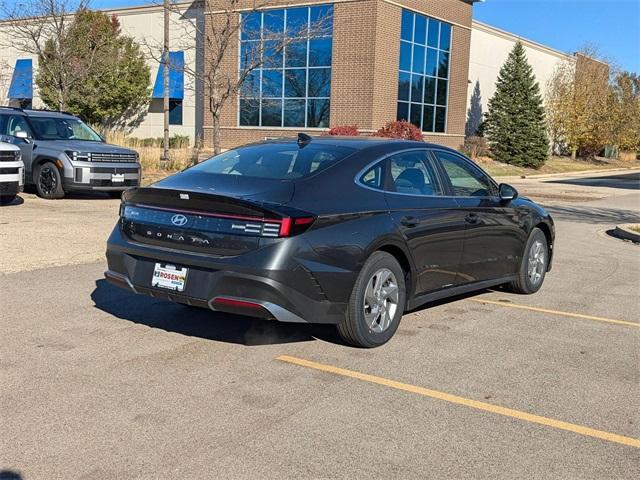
(35, 162, 65, 199)
(337, 251, 406, 348)
(507, 227, 549, 294)
(0, 195, 17, 205)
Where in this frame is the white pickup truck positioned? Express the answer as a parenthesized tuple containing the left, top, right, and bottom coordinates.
(0, 141, 24, 204)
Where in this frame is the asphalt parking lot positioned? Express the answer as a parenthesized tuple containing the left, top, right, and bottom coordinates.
(1, 170, 639, 479)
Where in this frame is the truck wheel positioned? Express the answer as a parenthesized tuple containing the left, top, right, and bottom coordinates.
(35, 162, 65, 199)
(337, 251, 406, 348)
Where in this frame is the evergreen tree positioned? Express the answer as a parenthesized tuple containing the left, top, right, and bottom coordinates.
(484, 41, 549, 168)
(37, 10, 149, 129)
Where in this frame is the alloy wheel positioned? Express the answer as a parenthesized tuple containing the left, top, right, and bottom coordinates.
(527, 240, 546, 286)
(363, 268, 399, 333)
(39, 167, 57, 196)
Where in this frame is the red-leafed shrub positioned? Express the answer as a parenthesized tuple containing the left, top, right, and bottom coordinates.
(326, 125, 360, 136)
(375, 120, 423, 141)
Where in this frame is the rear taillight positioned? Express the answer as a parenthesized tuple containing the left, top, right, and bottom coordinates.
(279, 216, 316, 237)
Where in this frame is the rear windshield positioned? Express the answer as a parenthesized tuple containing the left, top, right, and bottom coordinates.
(191, 143, 355, 180)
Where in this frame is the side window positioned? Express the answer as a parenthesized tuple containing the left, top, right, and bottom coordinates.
(434, 151, 495, 197)
(6, 115, 31, 137)
(389, 151, 441, 196)
(360, 161, 385, 190)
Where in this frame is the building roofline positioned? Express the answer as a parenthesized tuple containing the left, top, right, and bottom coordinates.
(472, 19, 573, 61)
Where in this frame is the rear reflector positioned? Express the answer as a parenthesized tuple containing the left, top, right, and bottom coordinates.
(212, 297, 263, 309)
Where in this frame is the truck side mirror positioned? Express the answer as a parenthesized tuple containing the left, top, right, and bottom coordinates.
(15, 131, 31, 144)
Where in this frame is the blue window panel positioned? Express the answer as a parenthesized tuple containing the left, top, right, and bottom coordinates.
(240, 99, 260, 126)
(438, 51, 449, 78)
(240, 41, 260, 69)
(399, 41, 412, 72)
(397, 102, 409, 122)
(152, 51, 184, 99)
(263, 9, 285, 36)
(310, 5, 333, 35)
(400, 10, 413, 41)
(261, 99, 283, 126)
(425, 48, 438, 77)
(414, 15, 427, 46)
(308, 68, 331, 97)
(263, 40, 283, 68)
(8, 59, 33, 99)
(241, 12, 262, 40)
(397, 9, 451, 133)
(307, 98, 330, 127)
(410, 74, 424, 104)
(240, 71, 260, 98)
(427, 18, 440, 48)
(169, 100, 183, 125)
(440, 23, 451, 51)
(283, 99, 306, 127)
(398, 72, 410, 102)
(261, 70, 283, 97)
(284, 69, 307, 97)
(412, 45, 425, 74)
(435, 107, 446, 132)
(239, 4, 333, 129)
(409, 103, 422, 129)
(286, 7, 308, 37)
(309, 38, 332, 67)
(285, 40, 307, 67)
(436, 79, 448, 106)
(423, 106, 435, 132)
(423, 77, 436, 104)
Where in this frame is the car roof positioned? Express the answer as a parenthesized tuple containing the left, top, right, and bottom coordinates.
(0, 107, 77, 119)
(246, 135, 460, 154)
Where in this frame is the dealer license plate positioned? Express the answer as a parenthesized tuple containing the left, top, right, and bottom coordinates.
(152, 263, 188, 292)
(112, 173, 125, 183)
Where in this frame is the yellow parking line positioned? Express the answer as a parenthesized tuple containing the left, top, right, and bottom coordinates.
(470, 299, 639, 328)
(276, 355, 640, 449)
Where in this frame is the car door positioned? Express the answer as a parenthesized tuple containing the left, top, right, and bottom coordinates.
(431, 149, 525, 284)
(382, 149, 466, 295)
(0, 114, 35, 177)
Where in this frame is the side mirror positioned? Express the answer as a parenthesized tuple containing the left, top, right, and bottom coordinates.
(499, 183, 518, 201)
(15, 131, 30, 144)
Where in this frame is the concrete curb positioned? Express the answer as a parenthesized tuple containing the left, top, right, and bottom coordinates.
(613, 224, 640, 244)
(495, 167, 639, 181)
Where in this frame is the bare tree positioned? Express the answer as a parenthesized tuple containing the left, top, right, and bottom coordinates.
(545, 45, 611, 159)
(0, 59, 12, 104)
(153, 0, 332, 155)
(0, 0, 92, 110)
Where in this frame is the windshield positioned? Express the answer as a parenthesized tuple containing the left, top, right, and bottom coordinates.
(191, 143, 355, 180)
(28, 116, 103, 142)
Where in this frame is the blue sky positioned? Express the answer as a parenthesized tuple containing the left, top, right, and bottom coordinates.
(93, 0, 640, 73)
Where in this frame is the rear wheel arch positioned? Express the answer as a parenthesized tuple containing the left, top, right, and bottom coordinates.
(375, 243, 414, 305)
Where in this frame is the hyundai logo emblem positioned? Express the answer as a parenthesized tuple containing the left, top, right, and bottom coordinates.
(171, 214, 188, 227)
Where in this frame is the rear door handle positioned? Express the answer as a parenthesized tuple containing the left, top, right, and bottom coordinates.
(400, 216, 419, 228)
(465, 213, 479, 224)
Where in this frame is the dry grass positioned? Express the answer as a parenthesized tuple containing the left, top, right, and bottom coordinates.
(476, 155, 640, 177)
(629, 225, 640, 234)
(103, 131, 214, 185)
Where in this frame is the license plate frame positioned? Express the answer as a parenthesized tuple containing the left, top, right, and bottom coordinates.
(151, 263, 188, 292)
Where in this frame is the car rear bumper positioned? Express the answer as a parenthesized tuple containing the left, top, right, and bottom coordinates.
(105, 226, 351, 324)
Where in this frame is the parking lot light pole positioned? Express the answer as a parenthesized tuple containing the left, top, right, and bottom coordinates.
(161, 0, 170, 167)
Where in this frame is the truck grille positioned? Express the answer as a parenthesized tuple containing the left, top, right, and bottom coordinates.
(0, 151, 19, 162)
(90, 152, 138, 163)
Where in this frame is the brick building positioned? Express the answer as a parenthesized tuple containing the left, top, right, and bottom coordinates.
(0, 1, 585, 151)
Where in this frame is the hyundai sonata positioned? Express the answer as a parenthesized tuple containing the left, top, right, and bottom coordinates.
(105, 134, 554, 347)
